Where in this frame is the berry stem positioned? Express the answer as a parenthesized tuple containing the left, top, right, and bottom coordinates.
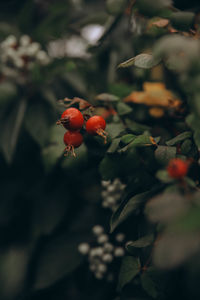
(96, 128, 108, 144)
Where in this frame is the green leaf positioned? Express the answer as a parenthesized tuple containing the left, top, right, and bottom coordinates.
(125, 119, 150, 134)
(110, 191, 150, 232)
(166, 131, 192, 146)
(156, 170, 174, 183)
(42, 125, 66, 171)
(153, 233, 200, 269)
(120, 134, 136, 145)
(0, 82, 17, 108)
(106, 123, 125, 139)
(107, 138, 121, 153)
(106, 0, 126, 15)
(155, 145, 176, 165)
(116, 102, 132, 115)
(25, 101, 54, 147)
(118, 54, 160, 69)
(0, 97, 27, 163)
(33, 234, 83, 290)
(129, 135, 153, 147)
(118, 256, 141, 291)
(170, 12, 195, 31)
(141, 272, 158, 299)
(95, 93, 119, 102)
(126, 234, 154, 253)
(0, 246, 30, 299)
(99, 155, 120, 180)
(186, 114, 200, 148)
(135, 0, 172, 17)
(180, 139, 192, 155)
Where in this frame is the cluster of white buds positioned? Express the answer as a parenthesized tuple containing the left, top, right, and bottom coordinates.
(78, 225, 126, 280)
(101, 179, 126, 211)
(0, 34, 51, 78)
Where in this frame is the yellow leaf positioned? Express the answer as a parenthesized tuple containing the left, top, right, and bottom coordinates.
(124, 82, 181, 110)
(149, 107, 165, 118)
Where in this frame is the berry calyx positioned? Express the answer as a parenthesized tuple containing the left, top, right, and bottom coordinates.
(167, 158, 189, 179)
(86, 115, 108, 143)
(57, 107, 84, 131)
(63, 131, 83, 157)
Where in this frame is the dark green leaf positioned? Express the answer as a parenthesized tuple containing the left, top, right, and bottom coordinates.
(106, 0, 126, 15)
(0, 97, 27, 163)
(42, 125, 66, 171)
(118, 256, 141, 291)
(0, 82, 17, 108)
(141, 272, 158, 299)
(107, 138, 121, 153)
(156, 170, 174, 183)
(120, 134, 136, 145)
(106, 123, 125, 138)
(126, 234, 154, 252)
(170, 12, 195, 31)
(125, 119, 150, 134)
(25, 101, 54, 147)
(118, 54, 160, 69)
(129, 135, 153, 147)
(166, 131, 192, 146)
(95, 93, 119, 102)
(155, 145, 176, 165)
(116, 102, 132, 115)
(111, 191, 150, 232)
(33, 234, 83, 290)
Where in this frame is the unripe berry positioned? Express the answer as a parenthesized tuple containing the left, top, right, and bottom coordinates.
(59, 107, 84, 131)
(167, 158, 189, 179)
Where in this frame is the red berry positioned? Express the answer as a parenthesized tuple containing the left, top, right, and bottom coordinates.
(167, 158, 189, 179)
(59, 108, 84, 131)
(86, 115, 107, 143)
(63, 131, 83, 156)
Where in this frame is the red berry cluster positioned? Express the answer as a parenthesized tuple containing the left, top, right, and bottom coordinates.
(57, 107, 107, 156)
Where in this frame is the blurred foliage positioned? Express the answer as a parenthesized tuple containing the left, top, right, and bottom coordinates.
(0, 0, 200, 299)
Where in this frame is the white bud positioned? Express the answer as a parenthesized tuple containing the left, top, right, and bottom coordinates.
(101, 180, 111, 187)
(89, 264, 97, 272)
(78, 243, 90, 255)
(17, 46, 29, 57)
(115, 233, 125, 242)
(107, 185, 116, 193)
(27, 42, 40, 56)
(14, 58, 24, 68)
(36, 50, 50, 65)
(97, 263, 107, 273)
(5, 35, 17, 47)
(102, 201, 109, 208)
(95, 247, 104, 256)
(95, 272, 104, 279)
(102, 253, 113, 263)
(101, 190, 108, 198)
(92, 225, 104, 236)
(89, 248, 98, 257)
(106, 196, 116, 205)
(7, 47, 16, 58)
(20, 35, 31, 47)
(114, 247, 125, 257)
(97, 234, 109, 244)
(104, 242, 114, 252)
